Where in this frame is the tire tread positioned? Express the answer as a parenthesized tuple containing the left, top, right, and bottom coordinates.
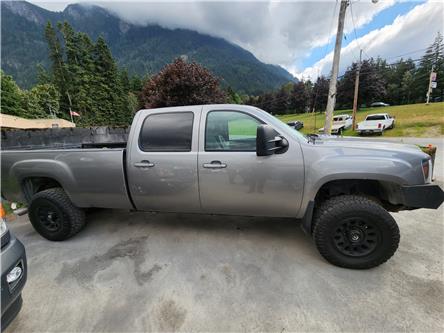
(29, 188, 85, 240)
(313, 195, 400, 269)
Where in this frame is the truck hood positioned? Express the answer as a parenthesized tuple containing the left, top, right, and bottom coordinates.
(313, 136, 424, 155)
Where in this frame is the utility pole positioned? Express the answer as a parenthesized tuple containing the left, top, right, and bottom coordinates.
(426, 65, 435, 105)
(352, 49, 362, 130)
(323, 0, 349, 135)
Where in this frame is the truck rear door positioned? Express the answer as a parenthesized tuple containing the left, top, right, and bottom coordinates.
(126, 106, 201, 213)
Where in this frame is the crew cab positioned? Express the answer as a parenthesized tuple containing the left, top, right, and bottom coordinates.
(319, 114, 352, 135)
(357, 113, 395, 135)
(1, 105, 443, 269)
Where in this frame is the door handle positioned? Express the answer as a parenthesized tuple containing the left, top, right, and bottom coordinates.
(134, 160, 155, 168)
(203, 160, 227, 169)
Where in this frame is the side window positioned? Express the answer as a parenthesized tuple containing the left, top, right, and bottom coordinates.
(139, 112, 194, 152)
(205, 111, 262, 151)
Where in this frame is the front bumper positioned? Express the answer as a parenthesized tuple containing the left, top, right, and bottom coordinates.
(1, 233, 27, 331)
(401, 184, 444, 209)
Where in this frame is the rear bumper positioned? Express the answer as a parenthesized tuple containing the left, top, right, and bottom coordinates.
(401, 184, 444, 209)
(357, 128, 383, 134)
(1, 233, 27, 331)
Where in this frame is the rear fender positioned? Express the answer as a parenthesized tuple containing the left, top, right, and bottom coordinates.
(9, 159, 77, 204)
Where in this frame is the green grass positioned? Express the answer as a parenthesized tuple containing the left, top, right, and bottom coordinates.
(277, 102, 444, 137)
(228, 119, 259, 136)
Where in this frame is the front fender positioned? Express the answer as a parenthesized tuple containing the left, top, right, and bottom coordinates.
(297, 151, 423, 219)
(307, 155, 413, 200)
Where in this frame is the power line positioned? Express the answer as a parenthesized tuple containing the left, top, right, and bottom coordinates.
(314, 0, 339, 78)
(349, 1, 366, 61)
(386, 45, 444, 61)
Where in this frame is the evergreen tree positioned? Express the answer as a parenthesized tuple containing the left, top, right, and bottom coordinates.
(21, 84, 60, 119)
(1, 71, 25, 117)
(414, 32, 444, 102)
(289, 82, 309, 113)
(312, 76, 329, 112)
(401, 71, 414, 104)
(92, 36, 131, 125)
(226, 86, 242, 104)
(44, 22, 71, 116)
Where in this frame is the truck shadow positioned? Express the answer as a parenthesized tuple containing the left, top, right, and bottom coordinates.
(85, 208, 311, 245)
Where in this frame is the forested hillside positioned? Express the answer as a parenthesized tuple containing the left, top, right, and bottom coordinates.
(1, 1, 295, 94)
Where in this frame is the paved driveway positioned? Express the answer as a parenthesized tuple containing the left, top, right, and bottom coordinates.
(6, 137, 444, 332)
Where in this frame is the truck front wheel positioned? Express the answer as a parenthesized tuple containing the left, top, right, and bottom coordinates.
(312, 195, 400, 269)
(28, 188, 86, 241)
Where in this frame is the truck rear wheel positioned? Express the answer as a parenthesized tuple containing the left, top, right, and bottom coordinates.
(312, 195, 400, 269)
(28, 188, 85, 241)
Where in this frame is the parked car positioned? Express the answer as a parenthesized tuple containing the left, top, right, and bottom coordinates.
(287, 120, 304, 130)
(318, 114, 352, 135)
(357, 113, 395, 135)
(1, 105, 443, 269)
(371, 102, 390, 107)
(1, 203, 27, 331)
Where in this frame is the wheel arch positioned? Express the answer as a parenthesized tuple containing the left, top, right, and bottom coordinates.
(22, 177, 64, 203)
(10, 159, 77, 204)
(301, 177, 407, 234)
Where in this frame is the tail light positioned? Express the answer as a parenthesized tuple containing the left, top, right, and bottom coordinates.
(378, 123, 382, 129)
(422, 159, 430, 181)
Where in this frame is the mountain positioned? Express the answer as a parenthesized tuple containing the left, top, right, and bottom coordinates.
(1, 1, 296, 94)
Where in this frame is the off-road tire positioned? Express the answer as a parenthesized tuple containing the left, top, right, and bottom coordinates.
(28, 188, 86, 241)
(312, 195, 400, 269)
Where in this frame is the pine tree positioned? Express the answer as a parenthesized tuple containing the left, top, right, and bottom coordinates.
(0, 71, 25, 117)
(21, 84, 60, 119)
(92, 36, 131, 125)
(44, 22, 71, 118)
(414, 32, 444, 102)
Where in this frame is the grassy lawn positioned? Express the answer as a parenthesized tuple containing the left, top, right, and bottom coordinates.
(277, 102, 444, 137)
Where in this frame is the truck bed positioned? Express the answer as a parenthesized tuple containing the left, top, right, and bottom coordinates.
(1, 148, 133, 210)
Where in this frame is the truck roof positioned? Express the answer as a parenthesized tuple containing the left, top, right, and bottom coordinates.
(366, 113, 388, 117)
(138, 104, 251, 113)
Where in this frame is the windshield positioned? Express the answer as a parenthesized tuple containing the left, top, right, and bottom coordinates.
(366, 115, 385, 121)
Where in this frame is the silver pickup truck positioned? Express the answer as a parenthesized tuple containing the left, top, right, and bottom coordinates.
(2, 104, 443, 269)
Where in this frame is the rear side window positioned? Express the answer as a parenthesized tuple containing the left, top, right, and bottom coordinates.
(366, 115, 385, 121)
(139, 112, 194, 152)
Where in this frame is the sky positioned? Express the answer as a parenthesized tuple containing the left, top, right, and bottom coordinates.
(29, 0, 444, 80)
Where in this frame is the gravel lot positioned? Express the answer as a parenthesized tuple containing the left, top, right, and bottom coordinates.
(6, 137, 444, 332)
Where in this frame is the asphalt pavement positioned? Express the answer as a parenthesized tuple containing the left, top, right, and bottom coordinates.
(6, 137, 444, 332)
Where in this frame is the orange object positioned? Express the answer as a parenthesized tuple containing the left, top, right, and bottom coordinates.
(0, 202, 6, 219)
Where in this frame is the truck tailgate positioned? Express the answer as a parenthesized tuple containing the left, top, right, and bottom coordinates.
(1, 149, 133, 209)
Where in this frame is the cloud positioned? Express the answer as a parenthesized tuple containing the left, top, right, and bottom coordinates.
(296, 0, 444, 80)
(29, 0, 396, 69)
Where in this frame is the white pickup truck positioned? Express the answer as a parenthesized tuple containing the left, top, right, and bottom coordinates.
(357, 113, 395, 135)
(319, 114, 353, 135)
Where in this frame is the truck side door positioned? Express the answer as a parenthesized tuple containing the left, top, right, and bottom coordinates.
(127, 107, 201, 213)
(198, 106, 304, 218)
